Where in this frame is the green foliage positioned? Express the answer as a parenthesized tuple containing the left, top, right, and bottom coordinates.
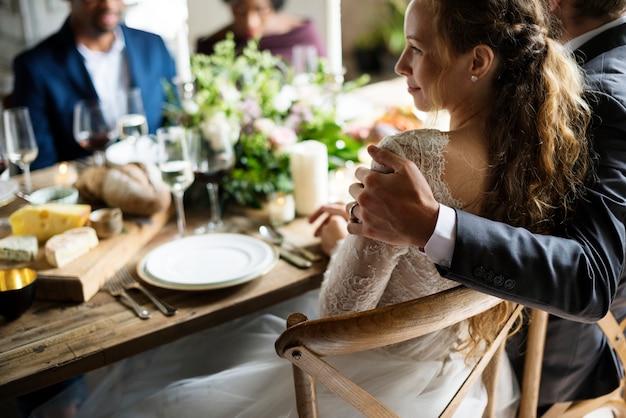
(164, 34, 370, 208)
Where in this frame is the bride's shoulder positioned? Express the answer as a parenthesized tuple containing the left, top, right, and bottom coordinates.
(378, 129, 448, 159)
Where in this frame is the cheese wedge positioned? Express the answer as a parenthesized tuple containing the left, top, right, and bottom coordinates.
(9, 203, 92, 242)
(45, 227, 99, 268)
(0, 234, 38, 262)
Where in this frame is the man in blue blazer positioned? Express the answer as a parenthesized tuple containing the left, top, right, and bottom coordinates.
(11, 0, 177, 170)
(346, 0, 626, 412)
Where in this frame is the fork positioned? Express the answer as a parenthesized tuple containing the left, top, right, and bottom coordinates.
(117, 268, 178, 316)
(106, 273, 151, 319)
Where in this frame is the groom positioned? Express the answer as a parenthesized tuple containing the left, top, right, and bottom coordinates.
(347, 0, 626, 411)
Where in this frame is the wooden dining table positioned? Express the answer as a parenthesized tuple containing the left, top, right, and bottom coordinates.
(0, 163, 328, 401)
(0, 76, 421, 402)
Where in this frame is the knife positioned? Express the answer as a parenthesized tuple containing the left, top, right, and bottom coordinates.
(278, 247, 312, 269)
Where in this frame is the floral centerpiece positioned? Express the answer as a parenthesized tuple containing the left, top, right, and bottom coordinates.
(164, 35, 369, 208)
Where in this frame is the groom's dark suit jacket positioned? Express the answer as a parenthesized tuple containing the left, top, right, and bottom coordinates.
(437, 23, 626, 407)
(11, 19, 177, 170)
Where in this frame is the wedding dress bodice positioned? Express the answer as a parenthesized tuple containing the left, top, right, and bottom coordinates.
(319, 129, 466, 360)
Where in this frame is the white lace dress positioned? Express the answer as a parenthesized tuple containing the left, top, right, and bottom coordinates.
(62, 130, 519, 418)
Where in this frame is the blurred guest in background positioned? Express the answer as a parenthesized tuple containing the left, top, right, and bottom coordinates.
(196, 0, 326, 63)
(11, 0, 177, 170)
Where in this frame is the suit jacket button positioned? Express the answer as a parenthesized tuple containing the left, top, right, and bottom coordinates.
(473, 266, 485, 278)
(484, 271, 494, 283)
(504, 279, 515, 289)
(493, 275, 504, 286)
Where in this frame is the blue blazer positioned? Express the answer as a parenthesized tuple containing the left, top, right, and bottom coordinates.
(438, 23, 626, 406)
(11, 19, 177, 170)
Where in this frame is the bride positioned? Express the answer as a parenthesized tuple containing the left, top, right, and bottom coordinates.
(54, 0, 591, 417)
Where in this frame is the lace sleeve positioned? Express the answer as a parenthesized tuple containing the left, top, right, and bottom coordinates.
(319, 129, 457, 318)
(319, 234, 409, 316)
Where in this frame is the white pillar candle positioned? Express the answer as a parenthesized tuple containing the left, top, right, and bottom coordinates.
(325, 0, 343, 75)
(268, 192, 296, 226)
(289, 140, 329, 216)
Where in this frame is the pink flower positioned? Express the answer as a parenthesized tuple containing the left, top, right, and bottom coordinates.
(269, 126, 298, 149)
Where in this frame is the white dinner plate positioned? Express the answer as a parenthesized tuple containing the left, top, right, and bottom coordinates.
(105, 136, 158, 166)
(0, 180, 18, 207)
(137, 234, 278, 291)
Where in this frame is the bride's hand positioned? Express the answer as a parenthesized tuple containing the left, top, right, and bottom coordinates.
(309, 203, 349, 256)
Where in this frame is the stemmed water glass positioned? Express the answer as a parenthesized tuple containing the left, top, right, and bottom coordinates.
(156, 126, 194, 237)
(187, 127, 235, 233)
(73, 99, 118, 166)
(117, 88, 148, 158)
(2, 107, 38, 194)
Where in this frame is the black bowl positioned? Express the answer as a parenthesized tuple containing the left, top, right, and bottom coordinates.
(0, 268, 37, 320)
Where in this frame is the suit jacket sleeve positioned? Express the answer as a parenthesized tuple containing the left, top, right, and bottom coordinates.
(438, 88, 626, 322)
(12, 53, 60, 169)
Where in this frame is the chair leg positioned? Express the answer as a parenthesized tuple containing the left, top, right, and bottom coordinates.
(292, 366, 319, 418)
(482, 341, 505, 418)
(287, 313, 319, 418)
(518, 309, 549, 418)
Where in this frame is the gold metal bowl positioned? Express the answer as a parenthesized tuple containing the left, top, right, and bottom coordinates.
(0, 268, 37, 320)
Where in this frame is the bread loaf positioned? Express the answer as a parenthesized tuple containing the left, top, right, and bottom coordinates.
(45, 227, 99, 268)
(75, 163, 171, 216)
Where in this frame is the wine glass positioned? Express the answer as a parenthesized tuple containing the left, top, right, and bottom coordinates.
(2, 107, 38, 194)
(117, 88, 148, 158)
(187, 127, 235, 233)
(73, 99, 117, 166)
(156, 126, 194, 237)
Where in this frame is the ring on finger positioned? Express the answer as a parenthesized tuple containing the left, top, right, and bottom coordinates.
(348, 202, 361, 224)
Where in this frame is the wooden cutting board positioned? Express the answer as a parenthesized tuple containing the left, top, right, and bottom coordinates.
(0, 210, 170, 302)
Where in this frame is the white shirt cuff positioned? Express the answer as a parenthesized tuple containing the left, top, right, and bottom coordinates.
(424, 204, 456, 268)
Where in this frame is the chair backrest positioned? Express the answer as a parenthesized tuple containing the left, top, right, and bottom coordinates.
(275, 286, 522, 418)
(517, 309, 626, 418)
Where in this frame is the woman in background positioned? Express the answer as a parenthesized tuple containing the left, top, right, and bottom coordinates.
(196, 0, 326, 63)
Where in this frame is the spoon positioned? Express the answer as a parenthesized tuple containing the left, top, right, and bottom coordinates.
(258, 225, 312, 269)
(259, 224, 321, 262)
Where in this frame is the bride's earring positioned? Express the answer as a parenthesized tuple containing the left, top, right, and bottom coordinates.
(471, 75, 478, 83)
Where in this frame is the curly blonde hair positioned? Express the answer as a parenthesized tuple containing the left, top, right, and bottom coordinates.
(417, 0, 592, 354)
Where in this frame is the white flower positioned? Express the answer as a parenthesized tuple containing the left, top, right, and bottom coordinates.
(200, 112, 241, 150)
(254, 118, 276, 136)
(273, 85, 297, 113)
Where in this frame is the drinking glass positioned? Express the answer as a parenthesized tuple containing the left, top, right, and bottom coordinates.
(2, 107, 38, 194)
(187, 127, 235, 233)
(73, 99, 118, 166)
(117, 88, 148, 157)
(156, 126, 194, 237)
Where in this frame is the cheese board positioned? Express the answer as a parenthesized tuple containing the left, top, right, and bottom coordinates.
(0, 209, 170, 302)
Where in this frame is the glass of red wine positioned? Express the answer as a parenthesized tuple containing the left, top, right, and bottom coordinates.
(73, 99, 118, 166)
(187, 127, 235, 233)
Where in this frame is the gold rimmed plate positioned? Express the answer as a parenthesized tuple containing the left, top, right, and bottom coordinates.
(137, 234, 278, 291)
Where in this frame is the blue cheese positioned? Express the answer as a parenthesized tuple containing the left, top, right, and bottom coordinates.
(0, 235, 38, 262)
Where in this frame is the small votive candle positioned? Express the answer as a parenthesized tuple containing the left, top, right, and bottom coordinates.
(268, 192, 296, 226)
(54, 162, 78, 187)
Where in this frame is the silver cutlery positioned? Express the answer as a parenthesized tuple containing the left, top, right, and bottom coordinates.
(116, 267, 178, 316)
(258, 225, 312, 269)
(258, 225, 321, 262)
(106, 273, 151, 319)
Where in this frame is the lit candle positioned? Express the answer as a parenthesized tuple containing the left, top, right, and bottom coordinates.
(54, 162, 78, 187)
(325, 0, 343, 75)
(268, 192, 296, 226)
(289, 140, 329, 216)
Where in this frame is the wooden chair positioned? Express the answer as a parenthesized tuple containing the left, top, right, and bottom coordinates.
(517, 308, 626, 418)
(274, 286, 522, 417)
